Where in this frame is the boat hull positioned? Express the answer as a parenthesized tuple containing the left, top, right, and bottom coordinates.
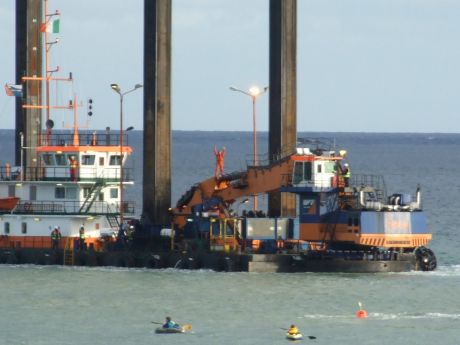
(155, 327, 184, 334)
(0, 248, 423, 273)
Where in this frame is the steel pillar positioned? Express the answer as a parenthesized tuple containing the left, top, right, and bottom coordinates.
(268, 0, 297, 217)
(15, 0, 42, 170)
(143, 0, 172, 226)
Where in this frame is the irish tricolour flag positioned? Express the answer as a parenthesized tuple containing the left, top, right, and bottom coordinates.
(40, 19, 60, 33)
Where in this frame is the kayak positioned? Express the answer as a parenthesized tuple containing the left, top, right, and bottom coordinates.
(286, 332, 303, 341)
(155, 327, 185, 334)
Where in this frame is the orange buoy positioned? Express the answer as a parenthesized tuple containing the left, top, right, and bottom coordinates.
(356, 309, 368, 318)
(356, 301, 368, 318)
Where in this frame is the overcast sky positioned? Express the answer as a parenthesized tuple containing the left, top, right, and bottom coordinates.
(1, 0, 459, 133)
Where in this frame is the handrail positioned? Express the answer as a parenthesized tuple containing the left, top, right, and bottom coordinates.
(12, 200, 136, 215)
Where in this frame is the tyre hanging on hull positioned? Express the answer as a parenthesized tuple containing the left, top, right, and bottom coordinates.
(414, 246, 437, 271)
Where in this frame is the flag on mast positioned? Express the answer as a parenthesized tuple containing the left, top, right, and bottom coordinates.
(4, 84, 23, 97)
(40, 19, 60, 33)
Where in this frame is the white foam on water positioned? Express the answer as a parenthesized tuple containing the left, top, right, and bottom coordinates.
(370, 312, 460, 320)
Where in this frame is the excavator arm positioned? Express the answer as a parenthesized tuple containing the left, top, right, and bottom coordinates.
(173, 156, 295, 230)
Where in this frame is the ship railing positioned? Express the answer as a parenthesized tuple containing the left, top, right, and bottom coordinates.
(282, 173, 342, 190)
(13, 200, 135, 215)
(246, 143, 297, 168)
(349, 174, 387, 201)
(38, 131, 133, 147)
(0, 166, 134, 183)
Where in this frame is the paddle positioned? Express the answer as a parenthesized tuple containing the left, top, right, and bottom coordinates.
(280, 328, 316, 339)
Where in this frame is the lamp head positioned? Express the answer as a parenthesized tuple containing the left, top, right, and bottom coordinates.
(134, 83, 143, 89)
(249, 86, 261, 96)
(110, 83, 121, 94)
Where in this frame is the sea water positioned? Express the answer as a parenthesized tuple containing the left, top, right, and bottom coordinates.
(1, 130, 459, 344)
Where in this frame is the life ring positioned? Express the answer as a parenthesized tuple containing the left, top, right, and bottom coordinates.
(23, 202, 32, 212)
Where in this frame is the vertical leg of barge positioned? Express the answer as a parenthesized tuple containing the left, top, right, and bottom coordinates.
(143, 0, 172, 226)
(268, 0, 297, 217)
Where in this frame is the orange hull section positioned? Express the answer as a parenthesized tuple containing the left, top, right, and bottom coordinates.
(0, 236, 104, 251)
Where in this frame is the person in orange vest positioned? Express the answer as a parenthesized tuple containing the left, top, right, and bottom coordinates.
(51, 226, 62, 249)
(214, 146, 226, 178)
(69, 156, 78, 181)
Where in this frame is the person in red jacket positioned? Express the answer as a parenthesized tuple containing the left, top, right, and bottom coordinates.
(214, 146, 226, 178)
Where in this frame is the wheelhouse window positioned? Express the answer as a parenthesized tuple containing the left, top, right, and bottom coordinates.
(303, 162, 312, 181)
(66, 187, 78, 199)
(99, 157, 105, 166)
(293, 162, 303, 184)
(8, 185, 15, 197)
(55, 154, 67, 166)
(325, 161, 336, 173)
(29, 185, 37, 200)
(110, 188, 118, 199)
(301, 198, 315, 215)
(109, 155, 121, 166)
(83, 187, 91, 198)
(4, 222, 10, 234)
(81, 155, 95, 165)
(55, 186, 65, 199)
(42, 153, 54, 166)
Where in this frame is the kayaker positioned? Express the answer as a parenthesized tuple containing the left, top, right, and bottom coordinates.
(163, 316, 180, 329)
(288, 324, 299, 335)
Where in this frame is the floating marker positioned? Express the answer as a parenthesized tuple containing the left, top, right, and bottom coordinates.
(356, 301, 368, 318)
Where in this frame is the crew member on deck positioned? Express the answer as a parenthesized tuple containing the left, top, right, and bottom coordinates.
(214, 146, 226, 178)
(79, 224, 85, 250)
(51, 226, 62, 250)
(69, 156, 79, 181)
(342, 163, 351, 187)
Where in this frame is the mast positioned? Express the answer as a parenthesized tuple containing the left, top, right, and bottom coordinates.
(15, 0, 43, 173)
(22, 0, 73, 147)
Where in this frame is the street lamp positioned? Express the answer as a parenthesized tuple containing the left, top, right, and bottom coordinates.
(110, 83, 142, 227)
(236, 198, 250, 216)
(229, 85, 268, 210)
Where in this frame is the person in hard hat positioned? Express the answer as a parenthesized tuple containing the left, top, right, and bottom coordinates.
(214, 146, 226, 178)
(162, 316, 180, 329)
(342, 163, 351, 187)
(79, 224, 86, 251)
(51, 226, 62, 250)
(288, 324, 299, 335)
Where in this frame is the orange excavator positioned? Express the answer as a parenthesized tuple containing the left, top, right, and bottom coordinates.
(171, 139, 437, 271)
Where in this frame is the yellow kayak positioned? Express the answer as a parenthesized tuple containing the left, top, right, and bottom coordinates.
(286, 332, 303, 341)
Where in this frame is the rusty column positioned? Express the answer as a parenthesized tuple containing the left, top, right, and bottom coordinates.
(268, 0, 297, 217)
(143, 0, 172, 226)
(15, 0, 42, 171)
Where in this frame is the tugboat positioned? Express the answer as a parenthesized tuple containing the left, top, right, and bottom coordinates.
(172, 138, 437, 272)
(0, 1, 135, 262)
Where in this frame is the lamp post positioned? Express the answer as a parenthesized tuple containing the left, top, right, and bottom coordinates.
(110, 83, 142, 227)
(229, 85, 268, 210)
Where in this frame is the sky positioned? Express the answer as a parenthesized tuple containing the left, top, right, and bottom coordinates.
(1, 0, 460, 133)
